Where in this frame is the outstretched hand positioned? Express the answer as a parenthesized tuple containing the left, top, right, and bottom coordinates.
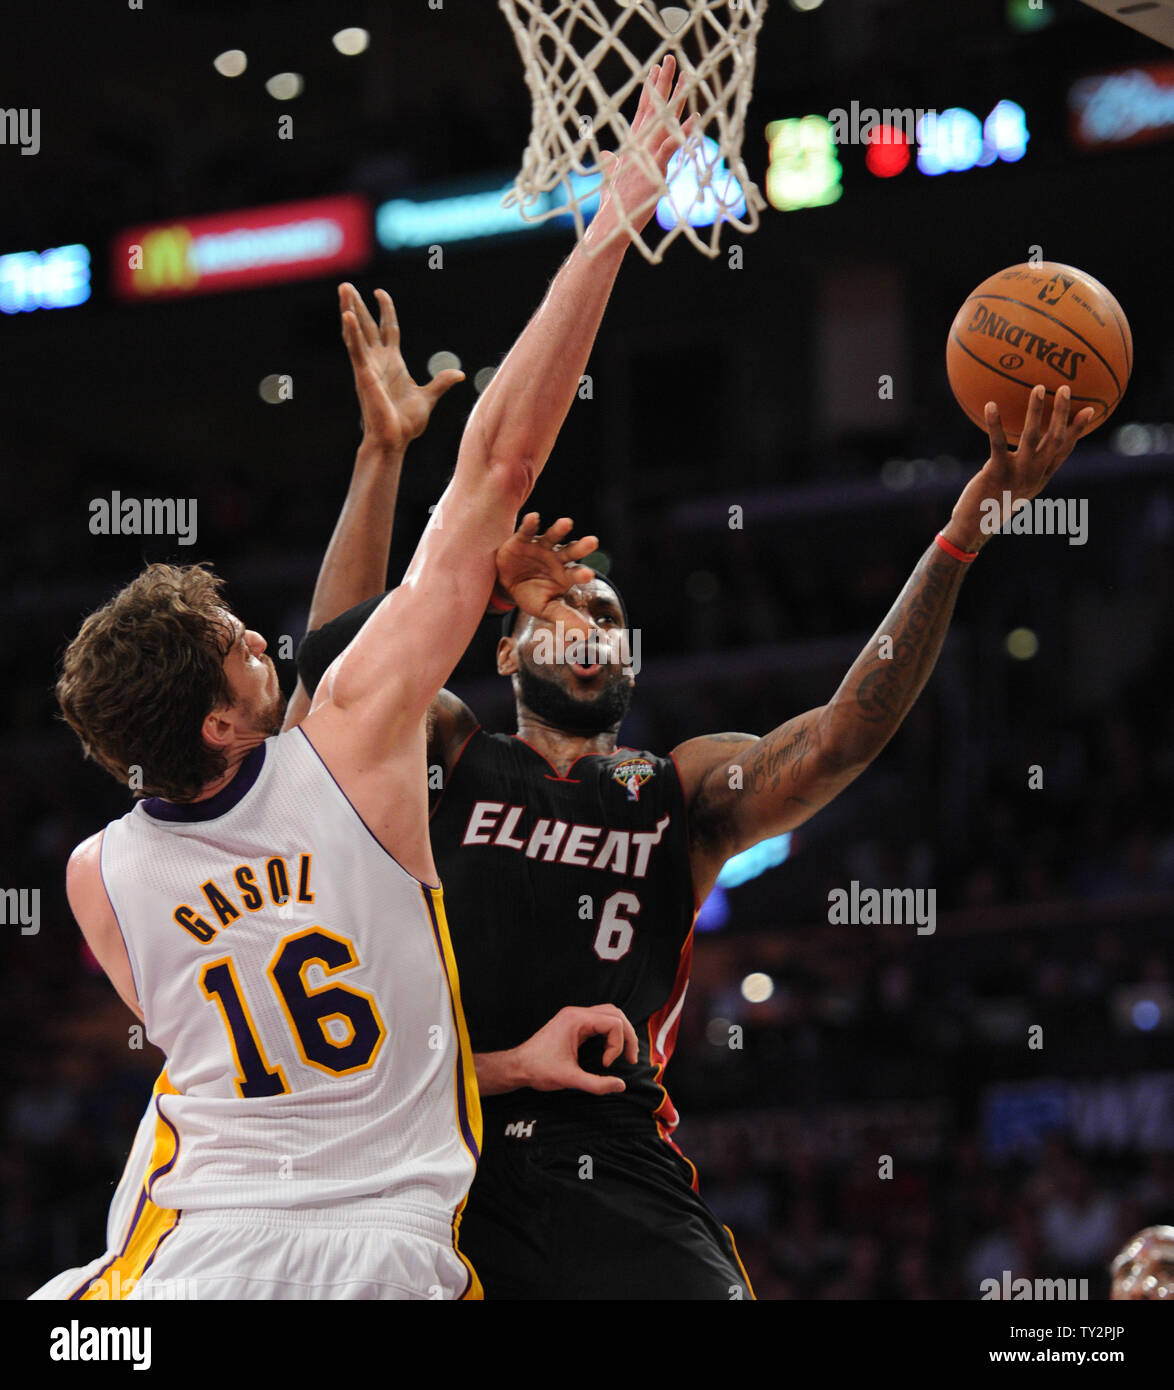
(599, 55, 697, 236)
(945, 384, 1095, 552)
(339, 282, 464, 452)
(496, 514, 599, 635)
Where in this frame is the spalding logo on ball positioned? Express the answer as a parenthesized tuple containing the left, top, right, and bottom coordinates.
(946, 262, 1132, 443)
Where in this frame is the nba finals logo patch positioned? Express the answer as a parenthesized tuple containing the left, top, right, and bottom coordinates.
(613, 757, 655, 803)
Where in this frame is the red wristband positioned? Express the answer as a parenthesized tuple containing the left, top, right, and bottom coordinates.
(488, 586, 515, 613)
(935, 531, 979, 563)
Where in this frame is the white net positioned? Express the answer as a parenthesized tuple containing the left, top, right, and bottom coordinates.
(499, 0, 768, 263)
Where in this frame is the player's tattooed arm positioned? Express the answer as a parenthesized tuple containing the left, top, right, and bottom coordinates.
(282, 285, 463, 732)
(474, 1005, 639, 1097)
(674, 546, 971, 900)
(676, 386, 1095, 898)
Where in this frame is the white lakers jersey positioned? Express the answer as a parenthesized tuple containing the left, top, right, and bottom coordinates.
(99, 728, 480, 1219)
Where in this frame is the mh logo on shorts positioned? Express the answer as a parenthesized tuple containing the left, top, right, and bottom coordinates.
(504, 1119, 536, 1139)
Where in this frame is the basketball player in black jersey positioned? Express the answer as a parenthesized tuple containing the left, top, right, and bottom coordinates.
(297, 356, 1095, 1296)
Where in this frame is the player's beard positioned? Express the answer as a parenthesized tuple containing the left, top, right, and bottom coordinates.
(245, 677, 287, 737)
(517, 659, 632, 737)
(256, 692, 287, 736)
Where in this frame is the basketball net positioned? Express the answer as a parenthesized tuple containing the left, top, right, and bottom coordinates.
(500, 0, 768, 263)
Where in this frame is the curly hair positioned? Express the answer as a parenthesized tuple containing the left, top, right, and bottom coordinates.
(57, 563, 239, 801)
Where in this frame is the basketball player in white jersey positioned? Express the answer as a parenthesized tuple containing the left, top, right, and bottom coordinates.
(34, 61, 689, 1301)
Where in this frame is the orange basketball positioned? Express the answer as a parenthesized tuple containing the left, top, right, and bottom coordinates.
(946, 262, 1131, 443)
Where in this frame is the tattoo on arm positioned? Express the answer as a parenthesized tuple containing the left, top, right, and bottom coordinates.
(744, 718, 816, 796)
(690, 544, 966, 852)
(834, 544, 968, 760)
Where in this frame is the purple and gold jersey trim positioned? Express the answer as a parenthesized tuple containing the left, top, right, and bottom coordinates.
(419, 882, 484, 1300)
(71, 1072, 182, 1300)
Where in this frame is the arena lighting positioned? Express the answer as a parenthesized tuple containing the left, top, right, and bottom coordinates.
(865, 126, 911, 178)
(332, 28, 370, 56)
(0, 243, 90, 314)
(716, 833, 792, 889)
(1113, 984, 1174, 1035)
(705, 1017, 733, 1045)
(473, 366, 497, 394)
(258, 375, 290, 404)
(265, 72, 304, 100)
(213, 50, 247, 78)
(741, 973, 775, 1003)
(1005, 627, 1039, 660)
(1069, 63, 1174, 150)
(764, 116, 843, 211)
(1112, 422, 1174, 455)
(376, 174, 601, 250)
(1006, 0, 1053, 32)
(1133, 1000, 1162, 1032)
(916, 101, 1029, 175)
(695, 884, 730, 932)
(426, 350, 461, 377)
(655, 135, 747, 230)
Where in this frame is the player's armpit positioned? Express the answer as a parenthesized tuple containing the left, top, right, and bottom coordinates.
(281, 677, 312, 733)
(427, 689, 478, 778)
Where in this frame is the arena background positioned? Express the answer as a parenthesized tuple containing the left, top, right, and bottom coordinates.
(2, 0, 1173, 1304)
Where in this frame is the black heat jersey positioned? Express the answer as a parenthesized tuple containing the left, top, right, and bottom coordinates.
(430, 730, 697, 1135)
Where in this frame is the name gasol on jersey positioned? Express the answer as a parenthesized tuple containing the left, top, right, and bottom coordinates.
(462, 802, 671, 878)
(173, 852, 314, 942)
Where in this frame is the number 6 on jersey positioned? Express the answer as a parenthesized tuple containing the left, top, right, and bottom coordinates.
(592, 890, 640, 962)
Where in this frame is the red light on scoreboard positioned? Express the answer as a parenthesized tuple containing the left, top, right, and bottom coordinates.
(865, 126, 911, 178)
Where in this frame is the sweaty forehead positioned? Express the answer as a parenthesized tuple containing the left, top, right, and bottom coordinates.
(569, 579, 622, 611)
(504, 571, 626, 639)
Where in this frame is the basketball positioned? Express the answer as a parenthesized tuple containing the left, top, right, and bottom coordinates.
(946, 262, 1132, 443)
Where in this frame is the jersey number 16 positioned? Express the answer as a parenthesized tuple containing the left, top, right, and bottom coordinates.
(199, 926, 386, 1097)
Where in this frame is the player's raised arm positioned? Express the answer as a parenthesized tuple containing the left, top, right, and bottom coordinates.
(305, 60, 692, 740)
(675, 384, 1094, 899)
(282, 284, 463, 731)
